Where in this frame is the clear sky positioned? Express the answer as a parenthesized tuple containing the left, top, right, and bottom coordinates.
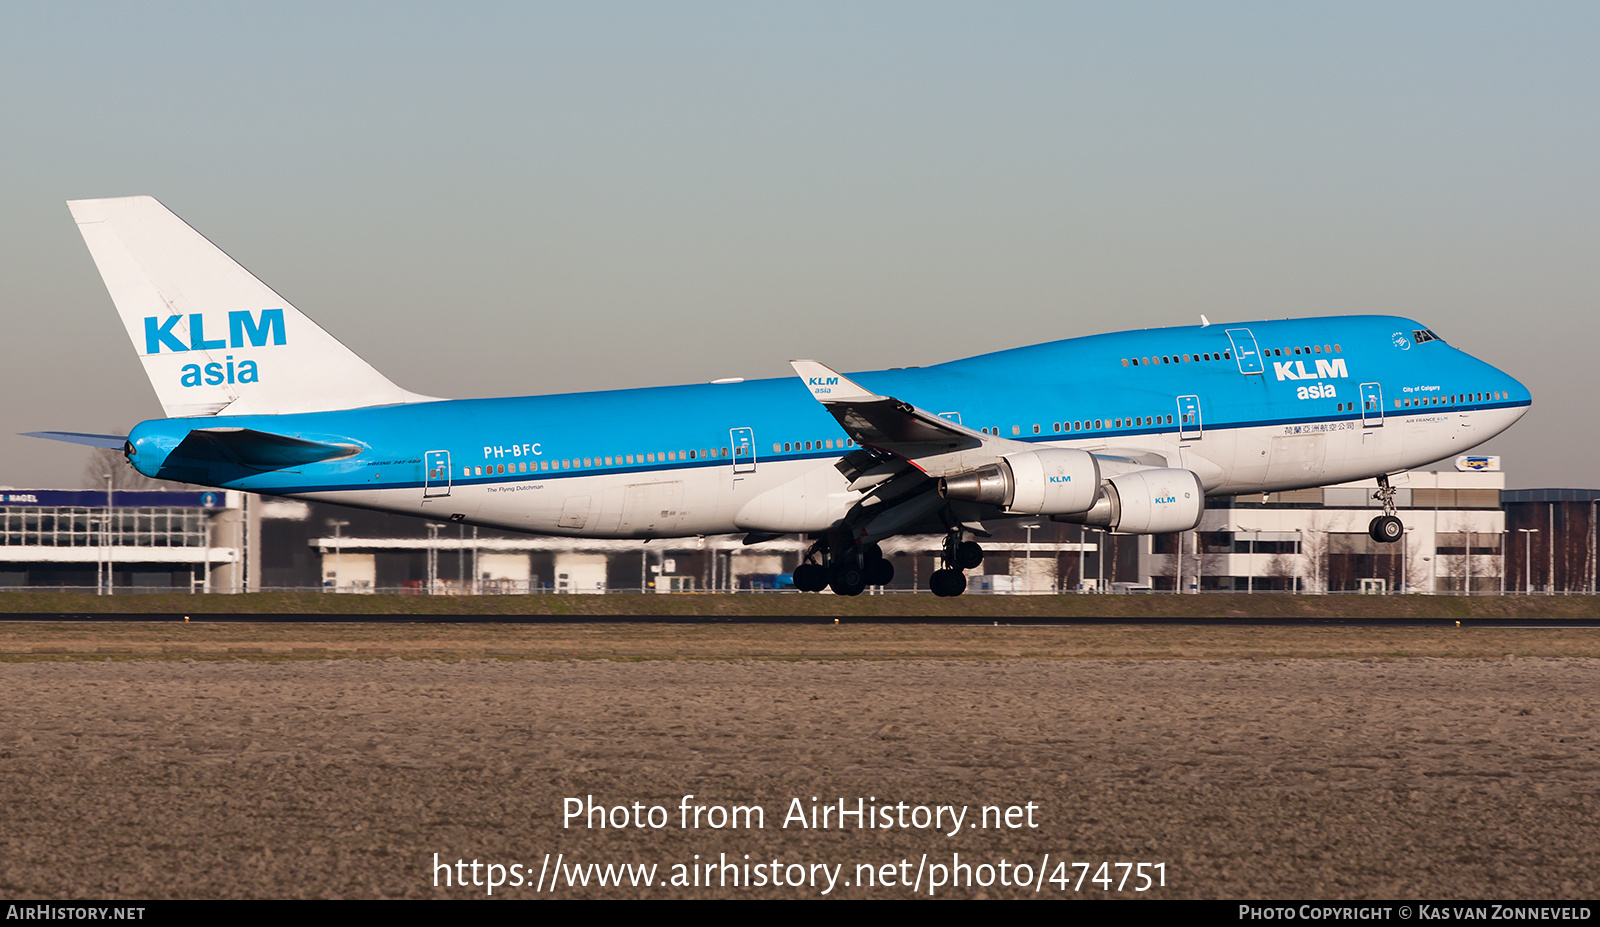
(2, 2, 1595, 489)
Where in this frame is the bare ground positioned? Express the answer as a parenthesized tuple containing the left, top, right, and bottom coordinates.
(1, 622, 1597, 899)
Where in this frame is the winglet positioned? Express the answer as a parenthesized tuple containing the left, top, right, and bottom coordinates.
(789, 360, 879, 403)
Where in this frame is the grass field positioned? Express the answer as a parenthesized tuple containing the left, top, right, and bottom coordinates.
(2, 590, 1599, 619)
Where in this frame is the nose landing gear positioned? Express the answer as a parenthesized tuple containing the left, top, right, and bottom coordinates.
(1368, 473, 1404, 543)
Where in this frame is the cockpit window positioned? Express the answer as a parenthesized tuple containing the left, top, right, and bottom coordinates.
(1413, 329, 1443, 344)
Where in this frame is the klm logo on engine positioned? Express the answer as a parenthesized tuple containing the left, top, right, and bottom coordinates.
(1049, 476, 1072, 483)
(1273, 358, 1347, 381)
(1155, 494, 1176, 504)
(143, 310, 286, 355)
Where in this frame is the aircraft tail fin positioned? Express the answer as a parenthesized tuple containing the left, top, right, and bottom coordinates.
(67, 196, 437, 418)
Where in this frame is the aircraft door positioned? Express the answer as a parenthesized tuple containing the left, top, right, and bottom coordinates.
(730, 427, 756, 474)
(1360, 383, 1385, 427)
(424, 450, 451, 498)
(1225, 329, 1264, 375)
(1176, 395, 1202, 439)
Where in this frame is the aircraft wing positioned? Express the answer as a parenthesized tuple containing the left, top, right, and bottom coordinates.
(790, 360, 1034, 478)
(791, 360, 981, 453)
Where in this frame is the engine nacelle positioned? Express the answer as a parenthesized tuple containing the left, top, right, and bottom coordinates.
(938, 448, 1100, 516)
(1053, 468, 1204, 534)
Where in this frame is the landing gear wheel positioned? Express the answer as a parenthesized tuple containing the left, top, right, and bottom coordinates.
(956, 541, 984, 570)
(929, 568, 967, 597)
(867, 558, 895, 587)
(793, 562, 828, 592)
(1369, 515, 1403, 544)
(830, 562, 868, 597)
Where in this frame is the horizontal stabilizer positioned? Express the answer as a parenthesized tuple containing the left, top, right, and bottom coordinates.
(172, 428, 358, 471)
(23, 431, 129, 450)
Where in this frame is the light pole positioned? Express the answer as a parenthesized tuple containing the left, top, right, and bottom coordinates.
(426, 523, 442, 594)
(1549, 503, 1556, 595)
(1022, 523, 1039, 593)
(1500, 529, 1507, 596)
(1229, 525, 1255, 593)
(1518, 528, 1538, 595)
(1591, 499, 1598, 595)
(327, 519, 349, 592)
(104, 473, 114, 596)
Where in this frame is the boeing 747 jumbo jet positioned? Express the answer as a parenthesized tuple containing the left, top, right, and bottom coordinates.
(31, 197, 1532, 596)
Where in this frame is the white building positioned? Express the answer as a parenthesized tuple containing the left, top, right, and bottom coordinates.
(1141, 467, 1506, 593)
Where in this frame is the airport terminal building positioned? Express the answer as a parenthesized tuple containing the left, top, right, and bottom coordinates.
(0, 488, 243, 592)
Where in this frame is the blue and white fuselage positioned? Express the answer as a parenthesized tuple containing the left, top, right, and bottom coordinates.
(126, 316, 1527, 536)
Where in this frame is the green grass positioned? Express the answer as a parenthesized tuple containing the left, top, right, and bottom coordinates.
(2, 590, 1597, 620)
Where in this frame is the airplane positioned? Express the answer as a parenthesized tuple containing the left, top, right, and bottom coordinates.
(29, 196, 1532, 596)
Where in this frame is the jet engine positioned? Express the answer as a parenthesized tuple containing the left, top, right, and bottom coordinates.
(937, 448, 1100, 516)
(1052, 468, 1204, 534)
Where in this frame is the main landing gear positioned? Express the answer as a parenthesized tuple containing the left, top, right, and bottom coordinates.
(793, 531, 984, 597)
(1368, 473, 1404, 544)
(928, 530, 985, 597)
(792, 541, 895, 597)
